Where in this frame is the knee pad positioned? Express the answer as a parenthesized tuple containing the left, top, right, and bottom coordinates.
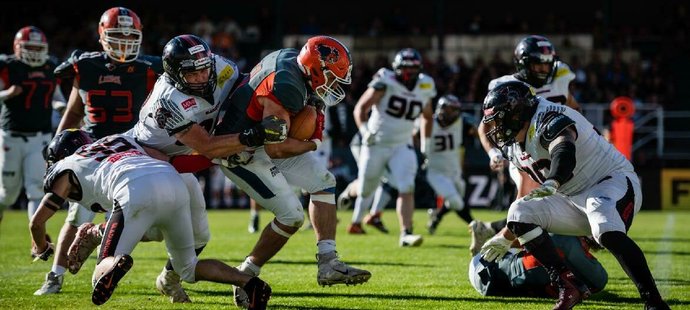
(274, 204, 305, 229)
(311, 191, 335, 204)
(445, 194, 465, 211)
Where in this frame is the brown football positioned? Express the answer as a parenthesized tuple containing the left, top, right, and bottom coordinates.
(289, 105, 317, 140)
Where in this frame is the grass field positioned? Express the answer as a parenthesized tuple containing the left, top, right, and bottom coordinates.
(1, 208, 689, 309)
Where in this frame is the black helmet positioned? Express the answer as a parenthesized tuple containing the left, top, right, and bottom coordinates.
(162, 34, 217, 97)
(43, 129, 94, 167)
(482, 81, 539, 149)
(392, 48, 422, 90)
(514, 35, 556, 88)
(436, 94, 462, 128)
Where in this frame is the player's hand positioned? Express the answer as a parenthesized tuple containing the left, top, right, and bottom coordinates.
(239, 116, 288, 147)
(488, 148, 505, 171)
(480, 234, 512, 262)
(31, 242, 54, 262)
(309, 108, 325, 142)
(523, 179, 560, 201)
(362, 130, 377, 146)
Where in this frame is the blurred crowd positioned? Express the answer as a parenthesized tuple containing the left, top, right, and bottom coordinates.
(3, 1, 689, 209)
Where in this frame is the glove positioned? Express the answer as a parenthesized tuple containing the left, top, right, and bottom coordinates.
(32, 242, 55, 262)
(421, 138, 432, 155)
(239, 116, 288, 147)
(309, 107, 325, 142)
(488, 148, 505, 171)
(480, 234, 512, 262)
(523, 179, 560, 201)
(212, 151, 254, 167)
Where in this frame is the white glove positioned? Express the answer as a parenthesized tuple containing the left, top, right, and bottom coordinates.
(524, 179, 560, 201)
(360, 123, 376, 146)
(421, 138, 432, 155)
(488, 148, 505, 170)
(480, 234, 513, 262)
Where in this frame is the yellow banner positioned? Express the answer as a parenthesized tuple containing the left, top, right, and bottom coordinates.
(661, 169, 690, 209)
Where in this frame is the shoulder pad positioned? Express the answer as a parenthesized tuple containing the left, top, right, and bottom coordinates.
(369, 68, 393, 90)
(553, 61, 575, 81)
(417, 74, 436, 93)
(137, 54, 164, 73)
(537, 111, 576, 148)
(54, 50, 87, 79)
(43, 163, 70, 193)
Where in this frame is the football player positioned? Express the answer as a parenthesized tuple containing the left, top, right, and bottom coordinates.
(471, 35, 584, 254)
(29, 129, 272, 309)
(349, 48, 436, 246)
(212, 35, 371, 308)
(33, 7, 163, 296)
(421, 95, 479, 237)
(124, 33, 285, 302)
(0, 26, 66, 230)
(469, 234, 607, 298)
(479, 81, 668, 310)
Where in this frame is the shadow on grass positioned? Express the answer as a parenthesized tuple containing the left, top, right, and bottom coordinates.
(607, 276, 690, 286)
(634, 237, 690, 243)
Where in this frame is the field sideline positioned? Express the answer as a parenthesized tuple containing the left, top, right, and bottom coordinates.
(1, 209, 689, 309)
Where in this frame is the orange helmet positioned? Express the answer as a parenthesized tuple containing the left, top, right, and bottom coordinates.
(297, 36, 352, 106)
(13, 26, 48, 67)
(98, 7, 143, 63)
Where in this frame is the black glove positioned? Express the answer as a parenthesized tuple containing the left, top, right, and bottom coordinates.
(239, 116, 287, 147)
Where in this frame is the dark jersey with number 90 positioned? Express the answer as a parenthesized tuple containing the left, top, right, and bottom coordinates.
(54, 50, 162, 138)
(0, 55, 60, 133)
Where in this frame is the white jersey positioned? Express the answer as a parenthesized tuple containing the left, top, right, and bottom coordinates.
(129, 54, 240, 155)
(427, 116, 463, 173)
(365, 68, 436, 146)
(505, 98, 632, 196)
(488, 61, 575, 105)
(43, 134, 175, 211)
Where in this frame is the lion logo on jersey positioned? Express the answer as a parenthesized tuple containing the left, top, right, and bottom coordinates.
(316, 44, 339, 64)
(154, 107, 172, 129)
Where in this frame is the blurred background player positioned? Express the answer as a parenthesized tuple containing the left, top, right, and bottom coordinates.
(33, 7, 163, 296)
(469, 234, 607, 298)
(0, 26, 66, 231)
(349, 48, 436, 246)
(213, 35, 370, 308)
(421, 95, 479, 239)
(470, 35, 582, 254)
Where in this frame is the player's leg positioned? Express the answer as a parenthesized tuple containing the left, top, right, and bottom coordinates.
(275, 153, 371, 286)
(364, 178, 396, 234)
(506, 196, 593, 309)
(351, 144, 390, 233)
(387, 145, 421, 246)
(248, 199, 261, 233)
(577, 172, 668, 309)
(0, 133, 24, 220)
(24, 134, 52, 217)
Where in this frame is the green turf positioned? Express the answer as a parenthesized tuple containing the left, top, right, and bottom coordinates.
(1, 209, 689, 309)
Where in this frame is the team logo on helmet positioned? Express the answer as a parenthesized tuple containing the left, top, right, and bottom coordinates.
(316, 44, 339, 64)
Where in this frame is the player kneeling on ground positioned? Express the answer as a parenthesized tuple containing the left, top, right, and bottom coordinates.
(29, 129, 271, 309)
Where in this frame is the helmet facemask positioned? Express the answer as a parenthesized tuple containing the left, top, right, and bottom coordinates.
(101, 27, 142, 63)
(313, 64, 352, 107)
(17, 41, 48, 67)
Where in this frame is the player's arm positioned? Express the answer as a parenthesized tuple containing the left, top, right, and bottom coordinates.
(419, 99, 434, 155)
(353, 87, 383, 129)
(29, 174, 71, 257)
(56, 79, 85, 132)
(175, 124, 248, 159)
(478, 121, 505, 171)
(0, 85, 23, 102)
(51, 84, 67, 115)
(262, 96, 316, 158)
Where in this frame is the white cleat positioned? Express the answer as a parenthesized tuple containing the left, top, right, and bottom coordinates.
(336, 191, 354, 210)
(469, 220, 496, 256)
(34, 271, 63, 295)
(156, 267, 191, 303)
(316, 251, 371, 286)
(399, 234, 423, 247)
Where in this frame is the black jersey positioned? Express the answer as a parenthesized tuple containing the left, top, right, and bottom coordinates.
(54, 50, 162, 138)
(0, 55, 60, 133)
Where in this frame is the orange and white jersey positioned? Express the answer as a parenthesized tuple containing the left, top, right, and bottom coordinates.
(505, 98, 632, 196)
(489, 61, 575, 105)
(364, 68, 436, 146)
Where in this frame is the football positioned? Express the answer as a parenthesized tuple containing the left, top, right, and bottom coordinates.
(289, 105, 317, 140)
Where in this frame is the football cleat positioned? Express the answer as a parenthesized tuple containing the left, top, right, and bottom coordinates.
(156, 267, 191, 303)
(399, 234, 423, 247)
(91, 254, 133, 305)
(363, 212, 389, 234)
(243, 277, 272, 310)
(68, 222, 103, 274)
(553, 270, 591, 310)
(426, 208, 441, 235)
(469, 220, 496, 256)
(336, 191, 354, 210)
(316, 251, 372, 286)
(346, 223, 366, 234)
(34, 271, 63, 295)
(248, 215, 259, 234)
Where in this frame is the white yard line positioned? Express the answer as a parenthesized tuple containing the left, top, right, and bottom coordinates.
(653, 213, 674, 297)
